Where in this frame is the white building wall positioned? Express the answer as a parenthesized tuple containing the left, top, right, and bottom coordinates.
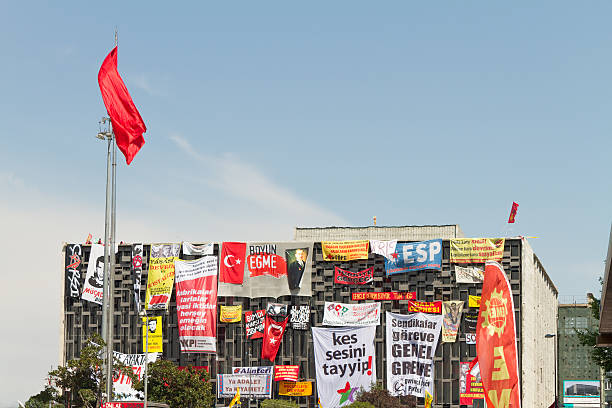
(521, 238, 558, 407)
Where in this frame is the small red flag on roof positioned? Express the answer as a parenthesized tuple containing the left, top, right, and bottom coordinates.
(98, 46, 147, 165)
(508, 201, 519, 223)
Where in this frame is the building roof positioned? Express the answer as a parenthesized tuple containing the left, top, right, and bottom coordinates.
(294, 224, 464, 241)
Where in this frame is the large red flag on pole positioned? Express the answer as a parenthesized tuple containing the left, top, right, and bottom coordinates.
(476, 261, 521, 408)
(507, 202, 519, 224)
(98, 46, 147, 165)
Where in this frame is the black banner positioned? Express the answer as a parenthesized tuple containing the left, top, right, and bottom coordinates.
(65, 244, 82, 298)
(290, 305, 310, 330)
(334, 266, 374, 285)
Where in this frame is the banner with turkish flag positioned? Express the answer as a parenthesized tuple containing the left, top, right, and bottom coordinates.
(476, 261, 521, 408)
(98, 47, 147, 165)
(218, 242, 313, 298)
(219, 242, 246, 284)
(261, 315, 289, 362)
(508, 202, 519, 223)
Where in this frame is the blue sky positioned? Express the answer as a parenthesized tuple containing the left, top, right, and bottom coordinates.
(1, 1, 611, 405)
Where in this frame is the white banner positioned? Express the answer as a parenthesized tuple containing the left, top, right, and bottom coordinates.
(182, 242, 214, 256)
(82, 244, 106, 305)
(322, 302, 380, 327)
(370, 239, 397, 260)
(312, 326, 376, 408)
(231, 366, 274, 375)
(385, 311, 442, 398)
(112, 351, 158, 400)
(217, 373, 272, 398)
(454, 265, 484, 284)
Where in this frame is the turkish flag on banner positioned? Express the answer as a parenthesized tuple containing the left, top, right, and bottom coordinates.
(220, 242, 246, 284)
(476, 261, 521, 408)
(98, 47, 147, 165)
(508, 202, 519, 223)
(261, 315, 289, 362)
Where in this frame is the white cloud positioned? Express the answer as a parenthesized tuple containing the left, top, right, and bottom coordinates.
(130, 74, 160, 97)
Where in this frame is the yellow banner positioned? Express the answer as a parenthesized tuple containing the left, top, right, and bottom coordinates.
(449, 238, 505, 264)
(279, 381, 313, 396)
(220, 305, 242, 323)
(321, 240, 369, 262)
(142, 316, 163, 353)
(145, 252, 178, 311)
(468, 295, 481, 308)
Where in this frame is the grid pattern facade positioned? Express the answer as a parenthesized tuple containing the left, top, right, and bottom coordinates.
(62, 239, 524, 407)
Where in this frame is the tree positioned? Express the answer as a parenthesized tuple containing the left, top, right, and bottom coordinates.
(47, 334, 138, 408)
(24, 386, 58, 408)
(353, 383, 416, 408)
(133, 360, 215, 408)
(576, 295, 612, 372)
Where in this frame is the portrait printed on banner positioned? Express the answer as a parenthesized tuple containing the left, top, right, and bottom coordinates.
(88, 255, 105, 289)
(285, 247, 309, 290)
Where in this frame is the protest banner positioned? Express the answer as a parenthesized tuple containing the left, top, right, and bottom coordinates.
(145, 243, 180, 310)
(82, 244, 105, 305)
(322, 302, 381, 326)
(182, 241, 214, 256)
(312, 326, 376, 408)
(232, 366, 274, 375)
(102, 403, 144, 408)
(142, 316, 163, 353)
(218, 242, 314, 298)
(334, 266, 374, 285)
(385, 240, 442, 276)
(370, 239, 397, 260)
(131, 244, 143, 313)
(217, 373, 272, 399)
(266, 302, 288, 317)
(476, 261, 520, 408)
(464, 311, 478, 333)
(274, 365, 299, 381)
(290, 305, 310, 330)
(65, 243, 82, 298)
(441, 301, 464, 343)
(468, 296, 481, 308)
(279, 381, 313, 396)
(460, 361, 485, 405)
(454, 265, 484, 284)
(351, 292, 416, 301)
(407, 301, 442, 314)
(262, 315, 289, 362)
(220, 305, 242, 323)
(321, 240, 369, 262)
(112, 351, 157, 400)
(385, 311, 443, 398)
(175, 256, 218, 353)
(245, 309, 265, 339)
(450, 238, 505, 263)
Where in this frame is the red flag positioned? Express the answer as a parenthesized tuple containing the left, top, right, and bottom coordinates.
(98, 47, 147, 165)
(476, 261, 521, 408)
(507, 202, 519, 223)
(261, 315, 289, 362)
(220, 242, 246, 284)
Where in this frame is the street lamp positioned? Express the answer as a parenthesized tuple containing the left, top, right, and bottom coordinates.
(545, 334, 558, 407)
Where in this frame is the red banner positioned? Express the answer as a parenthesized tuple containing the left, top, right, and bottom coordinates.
(261, 315, 289, 362)
(476, 261, 520, 408)
(334, 266, 374, 285)
(174, 257, 218, 353)
(407, 300, 442, 314)
(247, 253, 287, 278)
(274, 365, 299, 381)
(245, 309, 266, 339)
(220, 242, 246, 284)
(508, 202, 519, 224)
(351, 292, 416, 301)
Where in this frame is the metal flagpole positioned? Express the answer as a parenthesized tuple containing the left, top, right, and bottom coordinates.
(145, 313, 149, 408)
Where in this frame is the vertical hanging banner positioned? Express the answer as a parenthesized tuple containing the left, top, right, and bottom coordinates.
(312, 326, 376, 408)
(464, 311, 479, 344)
(321, 240, 369, 261)
(476, 261, 521, 408)
(261, 315, 289, 362)
(460, 361, 485, 405)
(245, 309, 266, 339)
(454, 265, 485, 284)
(182, 241, 214, 256)
(142, 316, 163, 353)
(507, 202, 519, 224)
(131, 244, 143, 313)
(82, 244, 106, 305)
(450, 238, 505, 263)
(334, 266, 374, 285)
(322, 302, 381, 326)
(385, 240, 442, 276)
(175, 256, 218, 353)
(65, 244, 82, 298)
(220, 305, 242, 323)
(219, 242, 246, 284)
(290, 305, 310, 330)
(370, 239, 397, 260)
(385, 312, 442, 398)
(218, 242, 314, 298)
(441, 301, 464, 343)
(145, 244, 179, 310)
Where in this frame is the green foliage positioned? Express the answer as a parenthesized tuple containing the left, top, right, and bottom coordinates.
(345, 402, 375, 408)
(260, 400, 300, 408)
(47, 333, 138, 408)
(25, 386, 58, 408)
(133, 360, 214, 408)
(576, 295, 612, 372)
(354, 382, 416, 408)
